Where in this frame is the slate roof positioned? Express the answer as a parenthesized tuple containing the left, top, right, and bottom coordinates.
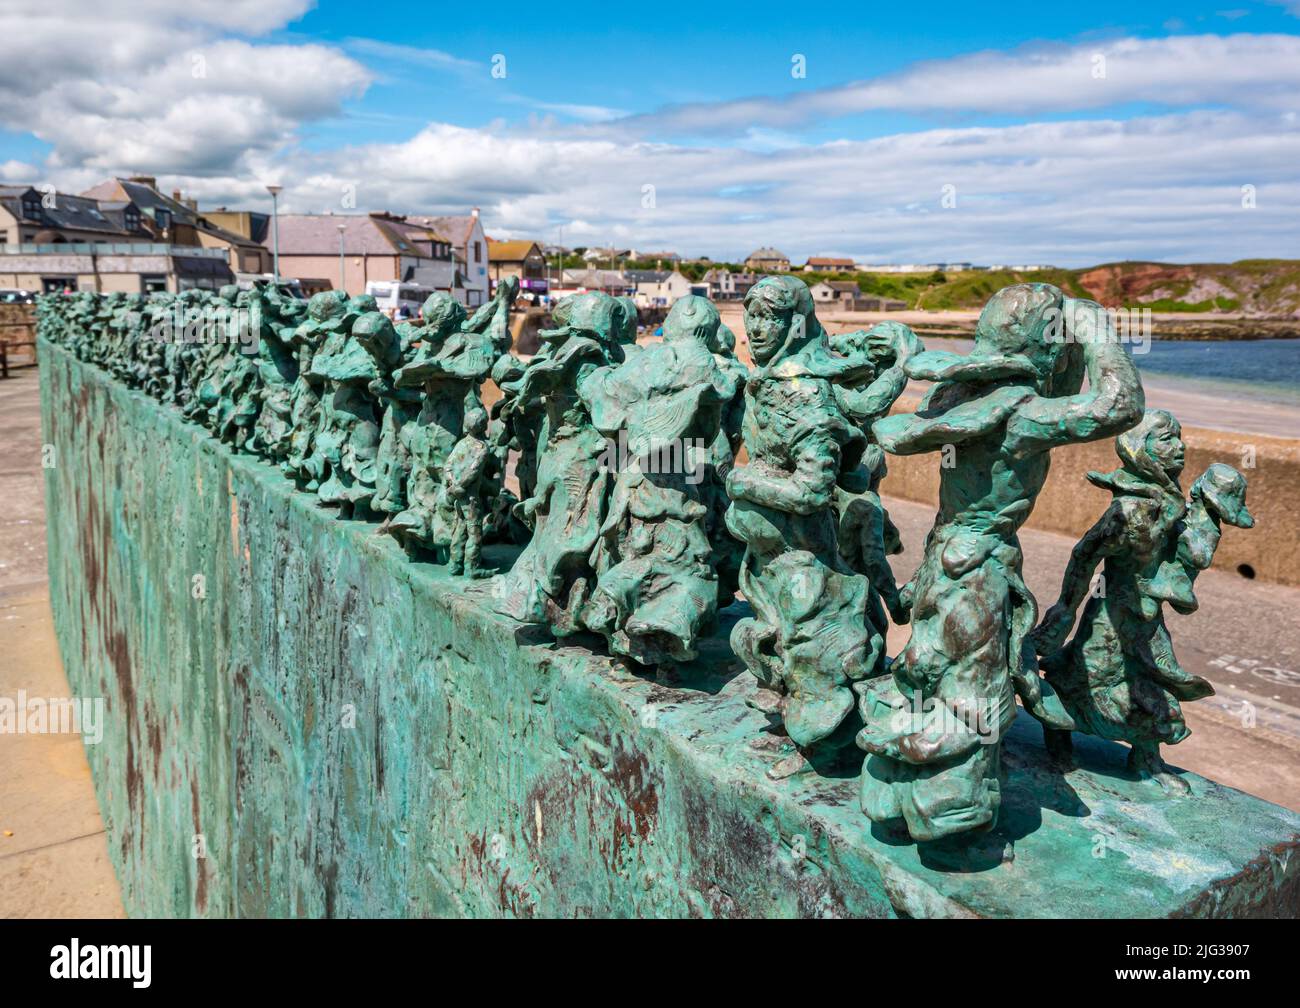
(0, 185, 133, 237)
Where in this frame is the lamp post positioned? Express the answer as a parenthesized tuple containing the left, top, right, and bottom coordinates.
(337, 224, 346, 294)
(265, 184, 282, 285)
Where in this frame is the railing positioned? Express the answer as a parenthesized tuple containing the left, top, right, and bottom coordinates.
(0, 243, 229, 259)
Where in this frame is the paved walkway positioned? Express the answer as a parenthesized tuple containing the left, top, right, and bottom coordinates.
(0, 370, 123, 917)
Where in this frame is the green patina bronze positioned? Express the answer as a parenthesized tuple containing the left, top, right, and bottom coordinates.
(31, 273, 1274, 882)
(1029, 410, 1254, 790)
(726, 276, 919, 779)
(861, 285, 1147, 842)
(36, 340, 1300, 916)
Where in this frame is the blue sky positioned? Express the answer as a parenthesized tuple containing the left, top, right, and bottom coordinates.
(2, 0, 1299, 264)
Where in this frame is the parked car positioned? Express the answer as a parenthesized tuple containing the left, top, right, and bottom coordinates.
(0, 288, 35, 304)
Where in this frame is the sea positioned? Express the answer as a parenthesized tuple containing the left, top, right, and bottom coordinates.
(1136, 338, 1300, 407)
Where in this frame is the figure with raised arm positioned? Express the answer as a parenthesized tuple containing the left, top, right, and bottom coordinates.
(860, 284, 1145, 841)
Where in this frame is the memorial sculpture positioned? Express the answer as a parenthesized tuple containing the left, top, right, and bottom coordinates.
(1028, 410, 1254, 791)
(858, 285, 1145, 841)
(725, 276, 919, 779)
(578, 295, 739, 665)
(35, 273, 1256, 851)
(491, 291, 626, 633)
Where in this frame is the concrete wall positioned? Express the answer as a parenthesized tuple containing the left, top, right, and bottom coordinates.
(38, 341, 1300, 918)
(881, 395, 1298, 587)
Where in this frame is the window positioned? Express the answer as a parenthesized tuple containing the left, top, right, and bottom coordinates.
(21, 196, 41, 218)
(142, 275, 167, 293)
(124, 207, 141, 230)
(155, 209, 172, 231)
(42, 277, 75, 293)
(474, 241, 481, 263)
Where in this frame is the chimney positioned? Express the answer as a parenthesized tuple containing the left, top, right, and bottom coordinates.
(471, 207, 480, 218)
(173, 189, 182, 202)
(129, 175, 157, 190)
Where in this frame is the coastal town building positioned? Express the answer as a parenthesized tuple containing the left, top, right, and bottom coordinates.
(803, 257, 855, 273)
(487, 238, 548, 297)
(271, 212, 455, 297)
(626, 269, 692, 307)
(744, 247, 790, 272)
(83, 177, 270, 276)
(558, 268, 634, 297)
(0, 179, 240, 292)
(405, 210, 490, 306)
(810, 279, 861, 305)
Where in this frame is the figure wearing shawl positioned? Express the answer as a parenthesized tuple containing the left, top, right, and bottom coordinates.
(726, 276, 905, 780)
(577, 295, 740, 665)
(829, 321, 923, 636)
(249, 291, 303, 462)
(492, 292, 625, 635)
(282, 291, 358, 491)
(859, 284, 1144, 841)
(1029, 412, 1253, 792)
(307, 307, 403, 515)
(443, 406, 492, 577)
(385, 293, 485, 554)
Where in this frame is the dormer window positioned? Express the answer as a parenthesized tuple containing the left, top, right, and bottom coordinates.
(155, 208, 172, 231)
(21, 195, 41, 219)
(124, 207, 141, 230)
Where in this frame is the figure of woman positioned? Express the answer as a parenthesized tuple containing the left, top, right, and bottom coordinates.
(578, 295, 739, 665)
(307, 309, 403, 516)
(1029, 412, 1253, 792)
(725, 276, 902, 779)
(859, 287, 1144, 840)
(491, 292, 625, 635)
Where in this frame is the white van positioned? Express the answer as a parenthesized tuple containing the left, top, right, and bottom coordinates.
(365, 281, 436, 319)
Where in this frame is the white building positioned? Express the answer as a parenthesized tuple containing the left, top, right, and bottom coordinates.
(405, 209, 490, 307)
(627, 269, 692, 307)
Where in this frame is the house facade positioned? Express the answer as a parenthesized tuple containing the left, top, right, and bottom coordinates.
(804, 257, 856, 273)
(487, 239, 548, 296)
(271, 212, 455, 296)
(83, 177, 271, 276)
(744, 247, 790, 272)
(405, 210, 489, 306)
(626, 269, 692, 307)
(0, 181, 236, 292)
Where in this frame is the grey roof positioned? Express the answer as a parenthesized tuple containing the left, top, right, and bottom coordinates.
(273, 214, 443, 258)
(406, 214, 478, 247)
(746, 247, 788, 260)
(0, 185, 133, 237)
(624, 269, 670, 283)
(562, 268, 630, 288)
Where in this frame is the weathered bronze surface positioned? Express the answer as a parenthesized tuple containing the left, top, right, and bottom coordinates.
(36, 275, 1263, 856)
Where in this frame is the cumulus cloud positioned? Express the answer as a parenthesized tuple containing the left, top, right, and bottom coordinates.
(167, 109, 1294, 266)
(0, 1, 368, 176)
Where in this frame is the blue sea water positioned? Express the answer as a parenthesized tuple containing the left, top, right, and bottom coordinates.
(1135, 338, 1300, 406)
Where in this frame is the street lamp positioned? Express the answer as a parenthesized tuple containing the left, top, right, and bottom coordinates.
(337, 224, 346, 293)
(265, 184, 282, 284)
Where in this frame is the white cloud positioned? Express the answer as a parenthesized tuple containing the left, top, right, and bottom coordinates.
(157, 110, 1295, 266)
(2, 15, 1298, 265)
(0, 2, 368, 177)
(599, 34, 1300, 137)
